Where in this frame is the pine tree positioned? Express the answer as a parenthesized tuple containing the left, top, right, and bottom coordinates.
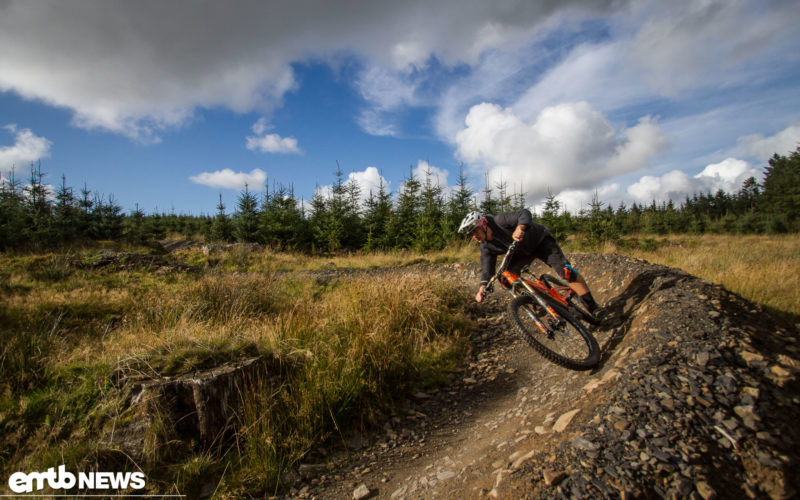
(342, 174, 365, 248)
(416, 166, 445, 251)
(0, 167, 27, 249)
(94, 194, 124, 240)
(584, 192, 617, 247)
(77, 183, 94, 239)
(24, 162, 52, 245)
(125, 203, 146, 244)
(308, 187, 330, 252)
(210, 193, 234, 242)
(143, 210, 167, 240)
(445, 164, 474, 239)
(53, 174, 79, 244)
(234, 184, 261, 243)
(389, 165, 421, 249)
(479, 173, 500, 215)
(494, 176, 513, 213)
(323, 165, 349, 251)
(262, 182, 306, 249)
(541, 189, 568, 241)
(762, 148, 800, 231)
(363, 176, 393, 250)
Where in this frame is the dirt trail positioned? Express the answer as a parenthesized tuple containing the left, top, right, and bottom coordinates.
(293, 255, 800, 500)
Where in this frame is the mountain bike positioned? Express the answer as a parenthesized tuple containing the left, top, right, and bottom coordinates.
(481, 242, 600, 370)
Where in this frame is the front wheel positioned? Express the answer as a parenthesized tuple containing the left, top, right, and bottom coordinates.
(507, 294, 600, 370)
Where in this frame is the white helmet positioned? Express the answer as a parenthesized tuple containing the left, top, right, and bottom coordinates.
(458, 211, 485, 234)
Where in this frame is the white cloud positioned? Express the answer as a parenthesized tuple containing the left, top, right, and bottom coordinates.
(626, 158, 761, 203)
(0, 0, 619, 141)
(739, 124, 800, 161)
(627, 170, 694, 204)
(624, 0, 800, 96)
(246, 134, 301, 155)
(244, 118, 302, 154)
(412, 161, 449, 190)
(189, 168, 267, 190)
(537, 183, 623, 215)
(316, 166, 390, 206)
(435, 0, 799, 146)
(455, 101, 668, 204)
(0, 124, 52, 175)
(356, 110, 399, 138)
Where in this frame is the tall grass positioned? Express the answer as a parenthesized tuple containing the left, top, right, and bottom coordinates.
(0, 249, 471, 495)
(585, 234, 800, 319)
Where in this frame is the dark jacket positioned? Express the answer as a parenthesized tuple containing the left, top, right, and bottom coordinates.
(479, 209, 551, 285)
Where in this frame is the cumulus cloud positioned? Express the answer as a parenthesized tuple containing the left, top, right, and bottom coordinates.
(0, 0, 621, 141)
(0, 124, 52, 175)
(624, 0, 800, 95)
(435, 0, 799, 147)
(245, 118, 302, 154)
(412, 161, 449, 190)
(189, 168, 267, 190)
(739, 124, 800, 161)
(455, 101, 668, 204)
(626, 158, 761, 203)
(534, 183, 623, 215)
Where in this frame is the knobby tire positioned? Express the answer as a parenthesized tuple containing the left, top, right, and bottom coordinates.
(507, 294, 600, 370)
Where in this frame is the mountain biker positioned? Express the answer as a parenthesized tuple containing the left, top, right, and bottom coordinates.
(458, 209, 599, 312)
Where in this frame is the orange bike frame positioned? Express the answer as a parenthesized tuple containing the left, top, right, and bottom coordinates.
(501, 270, 569, 307)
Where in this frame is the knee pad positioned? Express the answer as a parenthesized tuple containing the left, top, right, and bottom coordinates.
(562, 264, 579, 283)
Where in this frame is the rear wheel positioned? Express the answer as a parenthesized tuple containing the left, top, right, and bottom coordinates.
(507, 294, 600, 370)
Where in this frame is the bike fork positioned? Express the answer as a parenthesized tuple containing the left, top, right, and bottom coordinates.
(508, 289, 561, 339)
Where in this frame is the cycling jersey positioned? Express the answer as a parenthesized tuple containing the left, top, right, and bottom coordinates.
(479, 209, 569, 286)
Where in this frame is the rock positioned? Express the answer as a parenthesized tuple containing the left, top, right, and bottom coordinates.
(613, 419, 629, 432)
(353, 483, 371, 500)
(695, 481, 716, 500)
(437, 470, 456, 481)
(553, 409, 580, 433)
(512, 450, 536, 469)
(543, 469, 568, 486)
(734, 405, 760, 422)
(741, 351, 764, 366)
(299, 463, 327, 479)
(390, 486, 407, 499)
(571, 437, 599, 451)
(583, 379, 602, 393)
(770, 365, 791, 377)
(348, 432, 364, 451)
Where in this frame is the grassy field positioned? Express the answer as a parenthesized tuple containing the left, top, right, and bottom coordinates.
(575, 233, 800, 320)
(0, 247, 472, 496)
(1, 233, 797, 496)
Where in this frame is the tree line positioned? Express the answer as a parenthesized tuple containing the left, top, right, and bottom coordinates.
(1, 148, 798, 252)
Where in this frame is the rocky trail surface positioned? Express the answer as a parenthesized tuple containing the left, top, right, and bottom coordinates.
(282, 254, 799, 500)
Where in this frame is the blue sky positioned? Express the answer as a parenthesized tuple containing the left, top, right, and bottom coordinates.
(1, 0, 799, 215)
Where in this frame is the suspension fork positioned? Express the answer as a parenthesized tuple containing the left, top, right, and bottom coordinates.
(508, 281, 562, 336)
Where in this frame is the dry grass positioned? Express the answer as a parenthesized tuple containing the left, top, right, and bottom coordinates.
(589, 234, 800, 319)
(174, 241, 479, 273)
(0, 248, 471, 495)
